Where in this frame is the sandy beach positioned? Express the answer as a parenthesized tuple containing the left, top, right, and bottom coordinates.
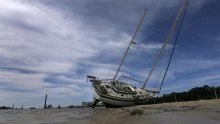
(88, 99, 220, 124)
(0, 99, 219, 124)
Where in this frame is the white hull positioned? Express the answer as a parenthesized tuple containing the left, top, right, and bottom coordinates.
(92, 83, 153, 107)
(100, 95, 136, 107)
(92, 87, 136, 107)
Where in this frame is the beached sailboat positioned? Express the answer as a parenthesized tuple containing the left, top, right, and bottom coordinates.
(88, 0, 189, 108)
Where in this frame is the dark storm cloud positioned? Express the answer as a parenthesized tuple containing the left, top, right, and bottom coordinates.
(40, 0, 183, 33)
(1, 67, 39, 74)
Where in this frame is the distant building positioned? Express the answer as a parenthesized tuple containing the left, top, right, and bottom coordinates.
(68, 105, 81, 108)
(47, 104, 52, 108)
(0, 106, 11, 109)
(82, 101, 104, 107)
(68, 105, 74, 108)
(81, 102, 93, 107)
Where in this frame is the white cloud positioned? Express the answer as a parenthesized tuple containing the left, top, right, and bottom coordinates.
(24, 61, 73, 74)
(133, 43, 164, 54)
(217, 37, 220, 42)
(0, 0, 131, 105)
(162, 73, 220, 93)
(159, 58, 220, 93)
(0, 70, 48, 88)
(170, 59, 220, 74)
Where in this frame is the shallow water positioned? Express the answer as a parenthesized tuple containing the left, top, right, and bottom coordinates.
(0, 108, 94, 124)
(0, 108, 131, 124)
(0, 101, 220, 124)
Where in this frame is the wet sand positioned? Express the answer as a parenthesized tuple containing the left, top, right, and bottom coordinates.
(0, 99, 219, 124)
(121, 99, 220, 124)
(88, 99, 220, 124)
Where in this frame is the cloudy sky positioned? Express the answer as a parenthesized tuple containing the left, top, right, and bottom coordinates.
(0, 0, 220, 108)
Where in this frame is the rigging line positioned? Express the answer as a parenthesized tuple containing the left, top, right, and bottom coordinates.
(113, 9, 147, 80)
(159, 0, 189, 91)
(154, 44, 173, 91)
(131, 12, 175, 58)
(142, 0, 188, 89)
(112, 47, 128, 76)
(134, 10, 177, 59)
(153, 51, 168, 91)
(118, 9, 176, 80)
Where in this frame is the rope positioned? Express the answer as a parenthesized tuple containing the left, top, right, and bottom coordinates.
(153, 45, 170, 91)
(143, 0, 189, 89)
(113, 9, 147, 80)
(159, 0, 189, 91)
(131, 12, 175, 59)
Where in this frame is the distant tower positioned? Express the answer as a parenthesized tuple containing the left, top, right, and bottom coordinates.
(21, 105, 23, 109)
(44, 94, 47, 109)
(12, 104, 14, 109)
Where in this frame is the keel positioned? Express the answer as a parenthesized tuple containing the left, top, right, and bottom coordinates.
(92, 99, 99, 108)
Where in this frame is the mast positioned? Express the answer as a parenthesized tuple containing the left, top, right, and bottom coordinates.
(113, 9, 147, 80)
(142, 0, 189, 89)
